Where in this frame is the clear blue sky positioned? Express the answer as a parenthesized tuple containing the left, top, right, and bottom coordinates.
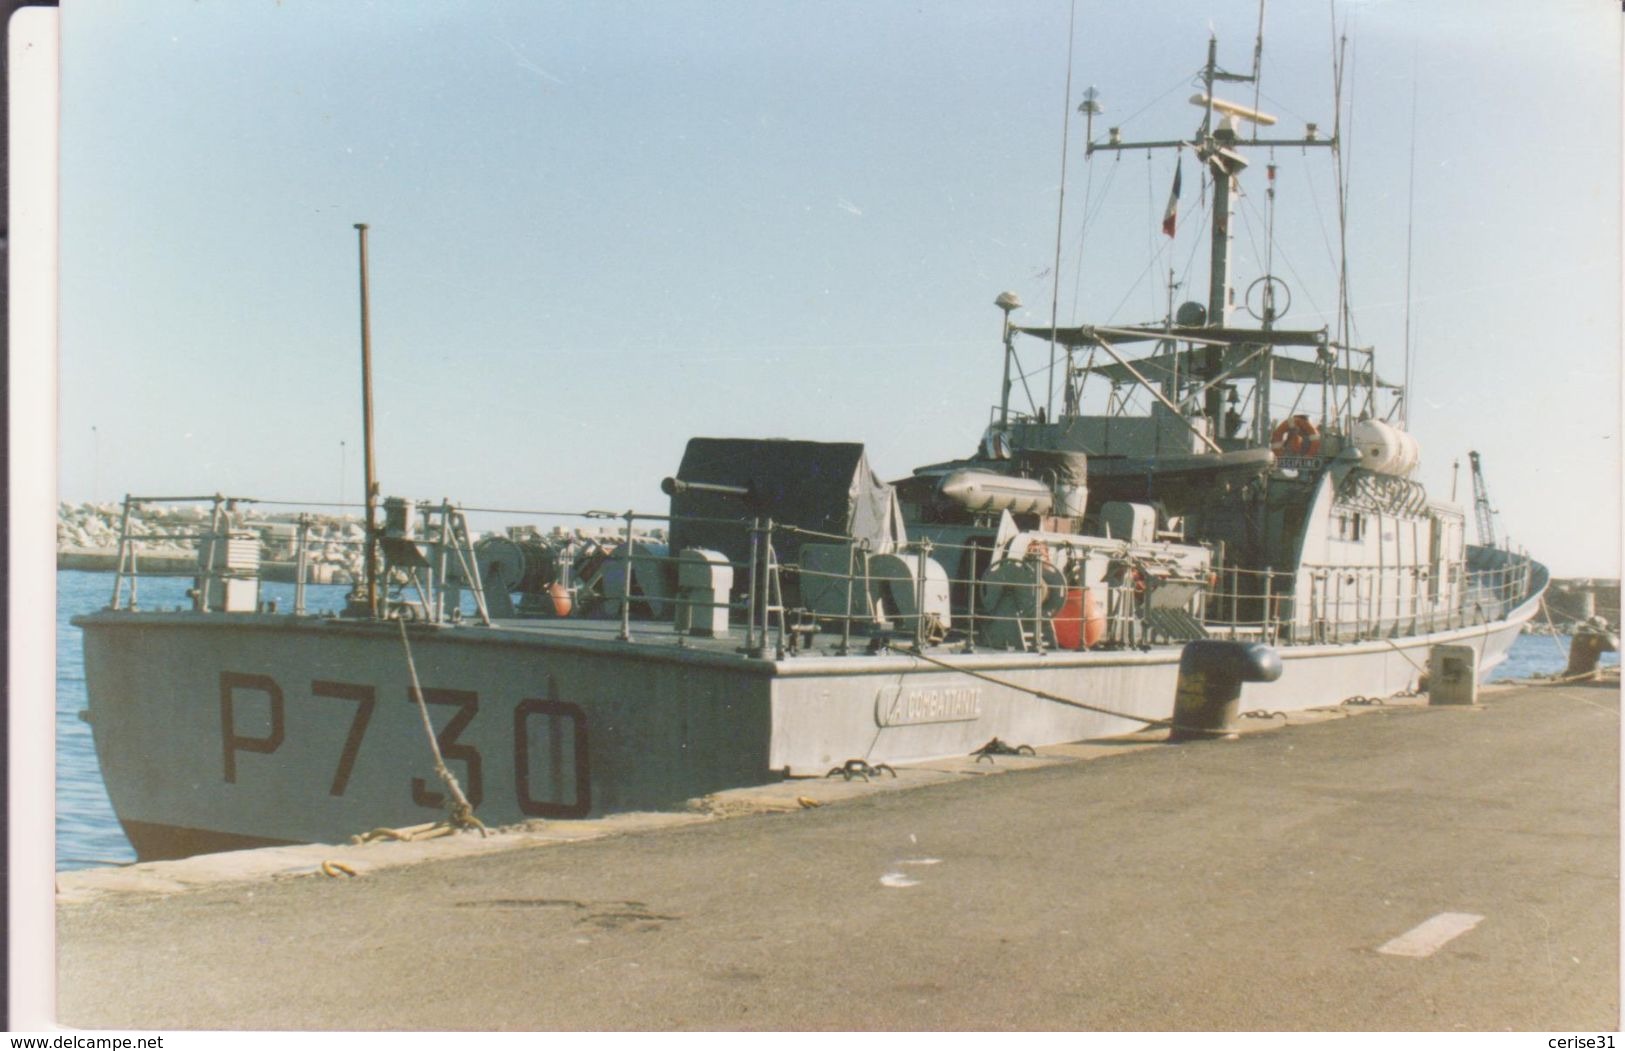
(57, 0, 1621, 576)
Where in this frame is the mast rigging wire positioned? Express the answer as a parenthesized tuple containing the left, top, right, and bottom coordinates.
(1114, 74, 1203, 137)
(1235, 181, 1268, 282)
(1175, 186, 1210, 304)
(1104, 191, 1209, 326)
(1067, 156, 1124, 316)
(1065, 71, 1196, 321)
(1255, 88, 1317, 129)
(1301, 148, 1344, 283)
(1235, 187, 1328, 324)
(1066, 141, 1104, 319)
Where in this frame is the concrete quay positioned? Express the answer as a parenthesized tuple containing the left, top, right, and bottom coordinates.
(57, 680, 1618, 1031)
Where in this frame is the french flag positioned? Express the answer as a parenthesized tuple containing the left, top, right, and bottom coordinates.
(1161, 158, 1182, 238)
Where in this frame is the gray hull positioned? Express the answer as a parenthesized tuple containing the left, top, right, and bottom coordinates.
(78, 593, 1538, 860)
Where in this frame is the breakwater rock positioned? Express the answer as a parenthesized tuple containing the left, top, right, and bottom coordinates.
(57, 502, 365, 584)
(1524, 577, 1621, 635)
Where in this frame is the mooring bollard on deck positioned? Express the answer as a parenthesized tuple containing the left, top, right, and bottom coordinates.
(1169, 639, 1283, 741)
(675, 547, 733, 638)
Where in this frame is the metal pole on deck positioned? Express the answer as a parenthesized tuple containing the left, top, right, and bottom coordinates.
(996, 292, 1022, 427)
(744, 518, 761, 657)
(839, 540, 856, 656)
(914, 539, 932, 650)
(294, 514, 309, 616)
(1262, 567, 1273, 640)
(111, 496, 133, 610)
(355, 223, 380, 618)
(761, 519, 776, 656)
(1032, 554, 1046, 654)
(964, 544, 978, 654)
(618, 510, 635, 642)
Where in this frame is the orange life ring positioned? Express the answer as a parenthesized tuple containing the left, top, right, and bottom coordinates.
(1270, 415, 1321, 457)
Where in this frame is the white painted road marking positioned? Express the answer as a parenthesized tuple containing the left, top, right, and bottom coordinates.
(879, 858, 942, 888)
(1377, 912, 1485, 957)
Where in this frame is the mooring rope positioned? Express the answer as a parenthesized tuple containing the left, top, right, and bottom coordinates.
(1381, 636, 1425, 673)
(1539, 597, 1569, 665)
(350, 822, 458, 845)
(903, 645, 1172, 729)
(903, 645, 1427, 736)
(398, 617, 487, 835)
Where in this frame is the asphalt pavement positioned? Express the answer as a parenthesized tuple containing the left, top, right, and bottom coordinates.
(57, 681, 1618, 1031)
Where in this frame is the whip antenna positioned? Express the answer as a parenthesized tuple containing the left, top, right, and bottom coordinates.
(1046, 0, 1079, 419)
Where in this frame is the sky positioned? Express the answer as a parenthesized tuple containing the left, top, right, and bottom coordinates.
(54, 0, 1622, 576)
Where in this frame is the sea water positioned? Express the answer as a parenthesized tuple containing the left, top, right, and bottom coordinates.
(55, 570, 353, 870)
(52, 570, 1616, 871)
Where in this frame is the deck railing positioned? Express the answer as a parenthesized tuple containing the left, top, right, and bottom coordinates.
(98, 493, 1542, 654)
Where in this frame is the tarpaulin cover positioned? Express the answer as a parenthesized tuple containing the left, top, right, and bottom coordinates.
(667, 438, 903, 568)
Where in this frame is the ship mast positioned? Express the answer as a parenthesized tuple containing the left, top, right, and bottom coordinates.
(1199, 34, 1249, 427)
(1087, 31, 1335, 439)
(354, 222, 381, 618)
(1201, 35, 1239, 331)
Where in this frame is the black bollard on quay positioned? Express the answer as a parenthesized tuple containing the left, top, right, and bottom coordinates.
(1169, 639, 1283, 742)
(1564, 617, 1618, 682)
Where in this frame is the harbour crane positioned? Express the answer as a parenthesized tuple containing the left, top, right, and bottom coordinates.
(1468, 450, 1498, 548)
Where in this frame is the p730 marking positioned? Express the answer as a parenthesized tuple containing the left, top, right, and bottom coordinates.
(217, 671, 590, 816)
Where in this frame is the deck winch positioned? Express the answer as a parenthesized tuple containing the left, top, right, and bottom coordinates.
(474, 533, 567, 617)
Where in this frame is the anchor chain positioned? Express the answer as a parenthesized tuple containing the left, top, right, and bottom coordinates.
(971, 737, 1036, 763)
(826, 759, 897, 782)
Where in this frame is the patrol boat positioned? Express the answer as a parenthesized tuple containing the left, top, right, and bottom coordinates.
(74, 33, 1546, 861)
